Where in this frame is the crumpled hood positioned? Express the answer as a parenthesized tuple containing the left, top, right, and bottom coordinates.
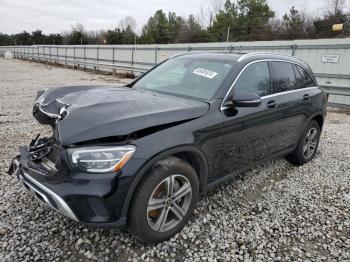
(34, 85, 209, 145)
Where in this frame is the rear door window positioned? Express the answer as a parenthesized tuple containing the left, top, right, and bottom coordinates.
(270, 62, 297, 93)
(234, 62, 271, 97)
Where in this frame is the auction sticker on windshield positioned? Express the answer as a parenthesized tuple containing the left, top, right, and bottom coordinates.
(193, 68, 218, 79)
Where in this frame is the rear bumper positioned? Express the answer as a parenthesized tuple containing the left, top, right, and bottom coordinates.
(9, 146, 144, 227)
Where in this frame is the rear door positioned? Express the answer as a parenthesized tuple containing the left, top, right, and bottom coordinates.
(268, 61, 316, 149)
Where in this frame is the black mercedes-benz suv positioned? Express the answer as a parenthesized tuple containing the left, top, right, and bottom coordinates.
(9, 52, 327, 243)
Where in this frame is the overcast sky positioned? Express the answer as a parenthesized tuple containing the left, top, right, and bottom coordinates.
(0, 0, 342, 34)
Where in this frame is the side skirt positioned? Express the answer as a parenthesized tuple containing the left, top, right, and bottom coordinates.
(204, 146, 296, 192)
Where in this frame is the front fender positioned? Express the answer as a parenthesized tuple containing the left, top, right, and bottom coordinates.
(120, 145, 209, 219)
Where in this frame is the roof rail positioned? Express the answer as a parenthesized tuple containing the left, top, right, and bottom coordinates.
(237, 52, 297, 62)
(170, 51, 247, 60)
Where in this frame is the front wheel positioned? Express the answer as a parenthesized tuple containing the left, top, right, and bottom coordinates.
(287, 120, 321, 165)
(128, 157, 199, 243)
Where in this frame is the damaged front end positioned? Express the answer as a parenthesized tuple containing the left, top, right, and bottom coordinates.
(7, 134, 79, 222)
(8, 87, 69, 178)
(7, 129, 131, 225)
(8, 134, 55, 176)
(33, 97, 70, 127)
(31, 85, 209, 146)
(28, 134, 55, 160)
(9, 86, 64, 176)
(8, 84, 209, 226)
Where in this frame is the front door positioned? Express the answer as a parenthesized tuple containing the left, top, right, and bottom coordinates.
(220, 61, 286, 178)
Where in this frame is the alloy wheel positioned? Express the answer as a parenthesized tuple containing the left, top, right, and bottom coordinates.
(303, 127, 318, 159)
(147, 174, 192, 232)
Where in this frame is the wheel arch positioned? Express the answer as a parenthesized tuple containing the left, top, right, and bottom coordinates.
(312, 114, 324, 130)
(121, 145, 209, 218)
(296, 112, 325, 143)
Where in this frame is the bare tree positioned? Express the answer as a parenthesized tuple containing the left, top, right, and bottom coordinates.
(324, 0, 347, 16)
(302, 11, 317, 38)
(210, 0, 225, 15)
(268, 18, 284, 39)
(87, 29, 105, 44)
(198, 3, 206, 29)
(72, 23, 86, 33)
(118, 16, 137, 32)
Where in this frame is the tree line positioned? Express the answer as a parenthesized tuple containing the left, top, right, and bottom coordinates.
(0, 0, 349, 46)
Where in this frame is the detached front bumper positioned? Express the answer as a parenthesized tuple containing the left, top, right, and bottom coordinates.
(15, 159, 79, 221)
(9, 146, 143, 227)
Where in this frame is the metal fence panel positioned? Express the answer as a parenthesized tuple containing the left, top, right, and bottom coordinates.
(1, 38, 349, 108)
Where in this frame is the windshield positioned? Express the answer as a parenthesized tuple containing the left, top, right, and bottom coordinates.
(133, 57, 235, 100)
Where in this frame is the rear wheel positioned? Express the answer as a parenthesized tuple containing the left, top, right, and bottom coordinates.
(128, 156, 199, 243)
(287, 120, 321, 165)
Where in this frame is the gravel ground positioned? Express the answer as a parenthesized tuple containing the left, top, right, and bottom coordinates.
(0, 58, 350, 262)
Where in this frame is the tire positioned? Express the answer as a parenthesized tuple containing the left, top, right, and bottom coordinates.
(287, 120, 321, 165)
(128, 156, 199, 243)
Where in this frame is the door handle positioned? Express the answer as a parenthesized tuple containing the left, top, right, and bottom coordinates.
(303, 94, 310, 100)
(267, 100, 278, 108)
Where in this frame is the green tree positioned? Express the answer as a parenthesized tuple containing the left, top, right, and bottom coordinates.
(105, 29, 123, 44)
(0, 33, 12, 45)
(140, 10, 169, 44)
(13, 31, 32, 45)
(118, 16, 138, 44)
(313, 0, 348, 38)
(283, 6, 305, 39)
(31, 30, 46, 44)
(45, 34, 63, 45)
(67, 24, 88, 45)
(186, 15, 210, 42)
(122, 25, 137, 44)
(314, 14, 348, 37)
(210, 0, 238, 41)
(168, 12, 181, 42)
(237, 0, 275, 40)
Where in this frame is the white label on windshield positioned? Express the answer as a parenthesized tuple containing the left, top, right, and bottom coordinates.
(193, 68, 218, 79)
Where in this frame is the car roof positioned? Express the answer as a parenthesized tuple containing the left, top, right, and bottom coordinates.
(173, 52, 311, 71)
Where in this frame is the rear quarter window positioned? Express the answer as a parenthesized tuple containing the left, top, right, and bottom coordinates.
(295, 65, 316, 88)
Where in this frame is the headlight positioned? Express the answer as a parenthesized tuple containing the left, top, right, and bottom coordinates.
(67, 145, 136, 173)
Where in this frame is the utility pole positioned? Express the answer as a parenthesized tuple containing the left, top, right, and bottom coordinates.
(209, 13, 213, 30)
(226, 26, 230, 43)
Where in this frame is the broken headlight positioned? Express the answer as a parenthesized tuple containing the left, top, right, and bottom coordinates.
(67, 146, 136, 173)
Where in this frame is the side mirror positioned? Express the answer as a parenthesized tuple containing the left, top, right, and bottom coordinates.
(231, 92, 262, 107)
